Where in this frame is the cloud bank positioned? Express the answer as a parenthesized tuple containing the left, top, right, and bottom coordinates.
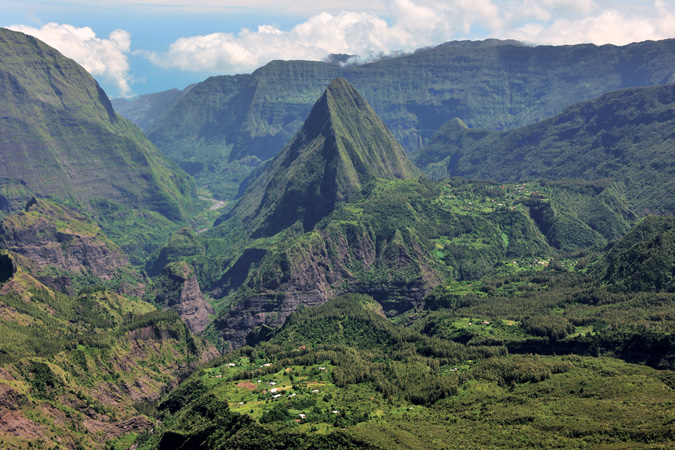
(8, 23, 134, 97)
(8, 0, 675, 96)
(142, 0, 675, 74)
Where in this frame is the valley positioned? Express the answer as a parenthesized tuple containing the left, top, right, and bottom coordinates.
(1, 25, 675, 449)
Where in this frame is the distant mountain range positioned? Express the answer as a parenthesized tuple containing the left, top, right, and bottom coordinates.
(114, 38, 675, 200)
(111, 87, 192, 133)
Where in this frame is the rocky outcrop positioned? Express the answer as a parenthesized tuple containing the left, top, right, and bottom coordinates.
(149, 261, 215, 333)
(82, 415, 152, 442)
(214, 221, 444, 348)
(0, 199, 129, 280)
(0, 251, 16, 283)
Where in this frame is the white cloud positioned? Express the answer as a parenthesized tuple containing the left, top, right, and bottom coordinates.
(10, 1, 674, 92)
(8, 23, 134, 97)
(139, 10, 397, 72)
(508, 7, 667, 45)
(140, 0, 507, 73)
(141, 0, 675, 75)
(497, 0, 675, 45)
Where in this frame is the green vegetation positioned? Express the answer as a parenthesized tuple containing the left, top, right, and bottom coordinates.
(414, 84, 675, 214)
(0, 271, 155, 361)
(146, 228, 206, 277)
(600, 215, 675, 292)
(0, 28, 197, 221)
(90, 199, 184, 266)
(220, 77, 421, 238)
(141, 294, 675, 449)
(6, 27, 675, 449)
(209, 175, 635, 347)
(141, 39, 675, 202)
(0, 269, 216, 449)
(0, 198, 150, 295)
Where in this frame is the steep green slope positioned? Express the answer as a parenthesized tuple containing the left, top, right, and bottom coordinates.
(209, 178, 634, 349)
(219, 78, 420, 237)
(0, 28, 196, 221)
(145, 73, 270, 199)
(600, 216, 675, 292)
(145, 39, 675, 200)
(0, 263, 219, 449)
(413, 84, 675, 214)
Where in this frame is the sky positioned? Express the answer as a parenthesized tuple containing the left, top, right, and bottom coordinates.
(3, 0, 675, 98)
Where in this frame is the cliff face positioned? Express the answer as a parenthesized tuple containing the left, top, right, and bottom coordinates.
(0, 28, 196, 221)
(149, 261, 215, 333)
(214, 218, 444, 348)
(0, 199, 128, 280)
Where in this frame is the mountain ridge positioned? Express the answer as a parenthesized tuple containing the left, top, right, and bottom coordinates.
(135, 38, 675, 201)
(218, 77, 420, 238)
(0, 27, 197, 221)
(413, 83, 675, 214)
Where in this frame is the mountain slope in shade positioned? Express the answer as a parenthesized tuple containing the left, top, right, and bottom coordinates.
(218, 77, 421, 238)
(0, 28, 196, 221)
(413, 84, 675, 214)
(600, 216, 675, 292)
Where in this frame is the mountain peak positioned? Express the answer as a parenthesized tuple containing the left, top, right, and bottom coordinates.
(324, 76, 364, 102)
(220, 78, 420, 237)
(327, 76, 351, 90)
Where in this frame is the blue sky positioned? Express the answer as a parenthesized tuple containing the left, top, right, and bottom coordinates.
(3, 0, 674, 98)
